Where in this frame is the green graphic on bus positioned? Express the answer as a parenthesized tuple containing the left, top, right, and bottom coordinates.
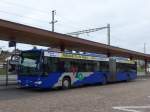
(76, 73, 84, 80)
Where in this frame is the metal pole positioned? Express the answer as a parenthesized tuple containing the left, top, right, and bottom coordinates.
(52, 10, 55, 32)
(50, 10, 58, 32)
(144, 43, 146, 54)
(5, 61, 8, 86)
(107, 24, 110, 46)
(14, 43, 17, 74)
(145, 59, 147, 75)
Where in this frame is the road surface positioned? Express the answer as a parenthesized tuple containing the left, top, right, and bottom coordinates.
(0, 77, 150, 112)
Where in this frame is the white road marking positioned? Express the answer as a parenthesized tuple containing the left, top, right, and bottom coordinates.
(113, 106, 150, 112)
(136, 79, 147, 81)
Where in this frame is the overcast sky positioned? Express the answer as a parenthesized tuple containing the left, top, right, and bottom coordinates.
(0, 0, 150, 53)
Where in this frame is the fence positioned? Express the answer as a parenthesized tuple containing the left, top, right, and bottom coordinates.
(0, 62, 17, 86)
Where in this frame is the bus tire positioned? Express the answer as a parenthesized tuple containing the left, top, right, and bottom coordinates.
(62, 77, 71, 89)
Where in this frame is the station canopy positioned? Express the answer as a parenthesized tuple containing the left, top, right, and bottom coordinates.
(0, 19, 150, 60)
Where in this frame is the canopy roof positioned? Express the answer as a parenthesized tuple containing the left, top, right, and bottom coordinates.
(0, 19, 150, 60)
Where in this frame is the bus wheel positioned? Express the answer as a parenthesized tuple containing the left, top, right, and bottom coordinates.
(62, 77, 71, 89)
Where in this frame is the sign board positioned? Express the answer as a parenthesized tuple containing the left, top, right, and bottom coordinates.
(44, 51, 109, 62)
(9, 41, 16, 47)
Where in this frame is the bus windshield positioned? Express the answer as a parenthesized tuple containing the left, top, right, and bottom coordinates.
(22, 57, 37, 68)
(19, 51, 41, 75)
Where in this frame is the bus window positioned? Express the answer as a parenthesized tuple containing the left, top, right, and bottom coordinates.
(64, 60, 71, 72)
(46, 57, 59, 72)
(116, 63, 125, 72)
(78, 60, 87, 72)
(116, 63, 134, 72)
(71, 61, 78, 72)
(127, 64, 137, 72)
(93, 62, 100, 71)
(100, 61, 109, 72)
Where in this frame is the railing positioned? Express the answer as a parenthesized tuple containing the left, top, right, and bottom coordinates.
(0, 62, 17, 86)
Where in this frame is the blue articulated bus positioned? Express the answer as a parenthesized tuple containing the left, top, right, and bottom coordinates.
(17, 49, 137, 89)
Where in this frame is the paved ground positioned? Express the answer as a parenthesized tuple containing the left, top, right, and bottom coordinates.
(0, 78, 150, 112)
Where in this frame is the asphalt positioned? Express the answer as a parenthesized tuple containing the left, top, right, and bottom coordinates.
(0, 77, 150, 112)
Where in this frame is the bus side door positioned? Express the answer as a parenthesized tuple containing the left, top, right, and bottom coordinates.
(108, 58, 117, 82)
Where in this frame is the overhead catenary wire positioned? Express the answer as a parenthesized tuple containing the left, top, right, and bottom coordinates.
(0, 2, 49, 18)
(0, 1, 129, 47)
(0, 9, 81, 33)
(0, 0, 50, 15)
(67, 27, 108, 36)
(0, 11, 52, 31)
(0, 1, 92, 32)
(0, 9, 49, 23)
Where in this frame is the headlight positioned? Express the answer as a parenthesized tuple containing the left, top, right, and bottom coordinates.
(34, 81, 42, 85)
(18, 80, 21, 83)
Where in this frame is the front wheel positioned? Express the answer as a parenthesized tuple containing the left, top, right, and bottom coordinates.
(62, 78, 71, 89)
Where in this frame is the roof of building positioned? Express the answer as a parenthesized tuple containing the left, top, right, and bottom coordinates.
(0, 19, 150, 60)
